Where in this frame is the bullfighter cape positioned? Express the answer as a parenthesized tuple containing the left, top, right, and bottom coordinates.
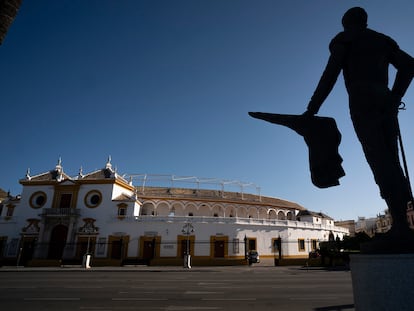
(249, 112, 345, 188)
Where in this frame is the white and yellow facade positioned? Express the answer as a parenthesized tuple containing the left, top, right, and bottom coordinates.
(0, 158, 349, 266)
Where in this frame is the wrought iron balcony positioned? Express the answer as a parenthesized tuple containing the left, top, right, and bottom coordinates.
(41, 208, 81, 217)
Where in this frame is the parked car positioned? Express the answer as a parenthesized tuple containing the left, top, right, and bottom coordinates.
(248, 250, 260, 264)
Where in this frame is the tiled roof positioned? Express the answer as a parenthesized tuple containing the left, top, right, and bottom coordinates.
(81, 168, 114, 179)
(26, 170, 72, 182)
(136, 186, 305, 210)
(113, 193, 136, 202)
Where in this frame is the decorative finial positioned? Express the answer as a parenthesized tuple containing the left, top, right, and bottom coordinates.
(55, 157, 64, 182)
(105, 155, 112, 170)
(25, 168, 31, 180)
(78, 166, 84, 178)
(55, 157, 62, 173)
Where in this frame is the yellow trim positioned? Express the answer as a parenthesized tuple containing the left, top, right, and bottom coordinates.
(107, 235, 129, 259)
(29, 191, 47, 209)
(79, 179, 136, 191)
(117, 203, 128, 219)
(246, 237, 257, 251)
(297, 238, 306, 252)
(281, 254, 309, 259)
(20, 177, 135, 191)
(84, 190, 102, 208)
(139, 236, 161, 258)
(52, 184, 80, 209)
(114, 179, 135, 191)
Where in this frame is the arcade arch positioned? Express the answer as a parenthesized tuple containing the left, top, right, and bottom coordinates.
(141, 202, 155, 216)
(258, 207, 267, 219)
(211, 205, 224, 217)
(226, 205, 236, 218)
(237, 206, 248, 218)
(157, 202, 170, 216)
(171, 202, 185, 216)
(186, 203, 198, 216)
(278, 211, 286, 220)
(269, 209, 277, 219)
(247, 207, 258, 219)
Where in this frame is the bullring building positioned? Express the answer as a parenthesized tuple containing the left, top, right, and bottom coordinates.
(0, 158, 348, 266)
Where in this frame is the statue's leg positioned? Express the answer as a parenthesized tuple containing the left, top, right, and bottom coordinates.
(352, 109, 412, 234)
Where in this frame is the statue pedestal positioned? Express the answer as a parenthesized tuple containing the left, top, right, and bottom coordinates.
(350, 254, 414, 311)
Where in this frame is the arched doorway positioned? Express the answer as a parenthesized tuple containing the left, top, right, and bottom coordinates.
(20, 237, 37, 266)
(48, 224, 68, 259)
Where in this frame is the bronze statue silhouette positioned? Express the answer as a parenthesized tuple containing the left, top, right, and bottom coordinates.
(251, 7, 414, 253)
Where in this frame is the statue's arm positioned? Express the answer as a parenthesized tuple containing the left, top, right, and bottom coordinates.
(305, 43, 344, 115)
(391, 49, 414, 101)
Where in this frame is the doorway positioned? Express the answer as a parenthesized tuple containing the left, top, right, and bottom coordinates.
(143, 240, 156, 260)
(214, 240, 225, 258)
(248, 238, 257, 251)
(20, 237, 37, 266)
(48, 224, 68, 259)
(210, 236, 228, 259)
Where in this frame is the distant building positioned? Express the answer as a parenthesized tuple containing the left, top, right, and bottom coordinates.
(375, 210, 392, 234)
(355, 217, 377, 237)
(334, 220, 356, 237)
(347, 204, 411, 237)
(375, 201, 414, 233)
(0, 188, 7, 200)
(0, 158, 349, 266)
(296, 210, 335, 227)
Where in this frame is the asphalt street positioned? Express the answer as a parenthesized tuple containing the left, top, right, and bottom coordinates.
(0, 266, 354, 311)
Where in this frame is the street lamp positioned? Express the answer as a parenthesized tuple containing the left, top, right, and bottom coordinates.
(79, 220, 97, 269)
(181, 222, 194, 268)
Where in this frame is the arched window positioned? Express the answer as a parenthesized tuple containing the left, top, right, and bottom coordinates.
(117, 203, 127, 219)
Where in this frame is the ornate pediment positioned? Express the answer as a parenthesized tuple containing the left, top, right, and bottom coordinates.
(78, 218, 99, 234)
(22, 218, 40, 234)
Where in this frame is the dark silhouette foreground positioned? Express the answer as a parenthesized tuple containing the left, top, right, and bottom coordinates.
(0, 0, 23, 45)
(251, 7, 414, 253)
(248, 112, 344, 189)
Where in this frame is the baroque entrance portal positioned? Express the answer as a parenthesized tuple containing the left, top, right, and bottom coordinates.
(48, 224, 68, 259)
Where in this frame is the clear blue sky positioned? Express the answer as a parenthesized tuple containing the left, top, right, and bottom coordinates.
(1, 0, 414, 221)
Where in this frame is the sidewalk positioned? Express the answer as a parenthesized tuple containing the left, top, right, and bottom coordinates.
(0, 256, 281, 272)
(0, 258, 286, 272)
(0, 266, 201, 272)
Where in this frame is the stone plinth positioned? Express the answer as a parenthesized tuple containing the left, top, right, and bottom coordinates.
(350, 254, 414, 311)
